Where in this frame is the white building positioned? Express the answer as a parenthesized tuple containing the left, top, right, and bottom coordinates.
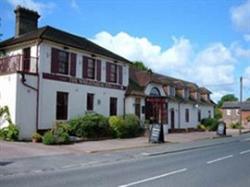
(0, 7, 215, 139)
(0, 7, 129, 139)
(125, 69, 215, 133)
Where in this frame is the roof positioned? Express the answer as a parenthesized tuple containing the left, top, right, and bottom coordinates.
(222, 101, 250, 111)
(0, 26, 131, 64)
(126, 68, 215, 105)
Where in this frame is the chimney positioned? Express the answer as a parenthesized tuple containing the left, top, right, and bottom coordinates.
(14, 6, 40, 37)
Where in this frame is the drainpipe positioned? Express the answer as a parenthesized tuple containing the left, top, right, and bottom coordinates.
(20, 39, 43, 132)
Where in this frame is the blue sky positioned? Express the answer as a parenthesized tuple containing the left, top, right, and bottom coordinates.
(1, 0, 250, 102)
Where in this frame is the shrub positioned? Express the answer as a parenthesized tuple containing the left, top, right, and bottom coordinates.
(109, 114, 144, 138)
(68, 113, 111, 139)
(109, 116, 126, 138)
(43, 131, 56, 145)
(0, 124, 19, 141)
(201, 118, 219, 131)
(230, 122, 243, 129)
(197, 124, 208, 131)
(32, 132, 42, 142)
(42, 123, 70, 145)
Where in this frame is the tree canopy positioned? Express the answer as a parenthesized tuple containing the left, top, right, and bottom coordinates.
(217, 94, 238, 108)
(130, 61, 149, 71)
(246, 97, 250, 101)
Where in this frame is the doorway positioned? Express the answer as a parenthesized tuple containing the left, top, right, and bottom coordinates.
(170, 109, 175, 130)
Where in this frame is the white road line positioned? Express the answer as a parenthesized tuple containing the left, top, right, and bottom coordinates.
(240, 149, 250, 155)
(118, 168, 187, 187)
(206, 155, 233, 164)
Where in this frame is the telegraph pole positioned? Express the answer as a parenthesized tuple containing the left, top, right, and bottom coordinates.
(240, 76, 243, 135)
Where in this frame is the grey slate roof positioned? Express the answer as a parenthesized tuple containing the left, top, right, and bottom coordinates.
(222, 101, 250, 111)
(0, 26, 131, 64)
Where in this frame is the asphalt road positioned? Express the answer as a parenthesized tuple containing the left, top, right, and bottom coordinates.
(1, 135, 250, 187)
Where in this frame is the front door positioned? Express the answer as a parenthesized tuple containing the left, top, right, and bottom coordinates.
(171, 109, 175, 129)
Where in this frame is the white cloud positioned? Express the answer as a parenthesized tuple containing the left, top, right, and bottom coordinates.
(92, 31, 237, 102)
(231, 0, 250, 33)
(7, 0, 55, 14)
(92, 31, 193, 72)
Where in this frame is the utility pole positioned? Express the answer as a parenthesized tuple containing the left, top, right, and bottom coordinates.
(240, 76, 243, 135)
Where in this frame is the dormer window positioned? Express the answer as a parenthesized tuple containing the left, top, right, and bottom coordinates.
(184, 88, 189, 99)
(169, 86, 175, 97)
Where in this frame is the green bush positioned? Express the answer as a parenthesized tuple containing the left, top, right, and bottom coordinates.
(230, 122, 243, 129)
(43, 131, 56, 145)
(109, 114, 143, 138)
(0, 124, 19, 141)
(197, 124, 208, 131)
(42, 123, 70, 145)
(201, 118, 219, 131)
(68, 113, 111, 139)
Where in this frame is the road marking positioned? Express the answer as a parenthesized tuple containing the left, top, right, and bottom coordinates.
(206, 155, 233, 164)
(240, 149, 250, 155)
(118, 168, 187, 187)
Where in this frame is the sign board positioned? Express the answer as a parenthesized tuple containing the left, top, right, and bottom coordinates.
(149, 124, 164, 143)
(217, 122, 226, 136)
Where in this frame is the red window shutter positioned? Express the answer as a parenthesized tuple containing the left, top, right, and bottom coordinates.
(106, 62, 111, 82)
(51, 48, 59, 73)
(118, 65, 123, 85)
(96, 60, 101, 81)
(82, 56, 88, 78)
(70, 53, 76, 76)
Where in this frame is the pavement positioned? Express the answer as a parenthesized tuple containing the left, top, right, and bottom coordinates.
(0, 129, 248, 160)
(1, 132, 250, 186)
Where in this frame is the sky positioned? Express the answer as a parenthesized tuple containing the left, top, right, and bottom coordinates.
(1, 0, 250, 102)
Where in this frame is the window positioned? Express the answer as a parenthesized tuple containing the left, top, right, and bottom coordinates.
(58, 50, 69, 74)
(185, 108, 189, 122)
(23, 47, 30, 72)
(226, 109, 231, 116)
(135, 98, 141, 118)
(184, 88, 189, 99)
(87, 93, 94, 111)
(87, 58, 95, 79)
(169, 86, 175, 96)
(198, 109, 201, 122)
(208, 110, 211, 118)
(56, 92, 68, 120)
(110, 64, 117, 83)
(150, 87, 161, 96)
(110, 97, 117, 116)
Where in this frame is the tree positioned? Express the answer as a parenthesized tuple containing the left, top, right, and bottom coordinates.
(246, 97, 250, 101)
(217, 94, 238, 108)
(130, 61, 148, 71)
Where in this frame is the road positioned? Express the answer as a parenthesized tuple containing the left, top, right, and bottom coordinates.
(1, 134, 250, 187)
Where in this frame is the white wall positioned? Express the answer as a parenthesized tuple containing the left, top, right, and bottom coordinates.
(16, 74, 37, 139)
(0, 74, 17, 128)
(125, 96, 145, 122)
(38, 79, 126, 129)
(200, 105, 214, 119)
